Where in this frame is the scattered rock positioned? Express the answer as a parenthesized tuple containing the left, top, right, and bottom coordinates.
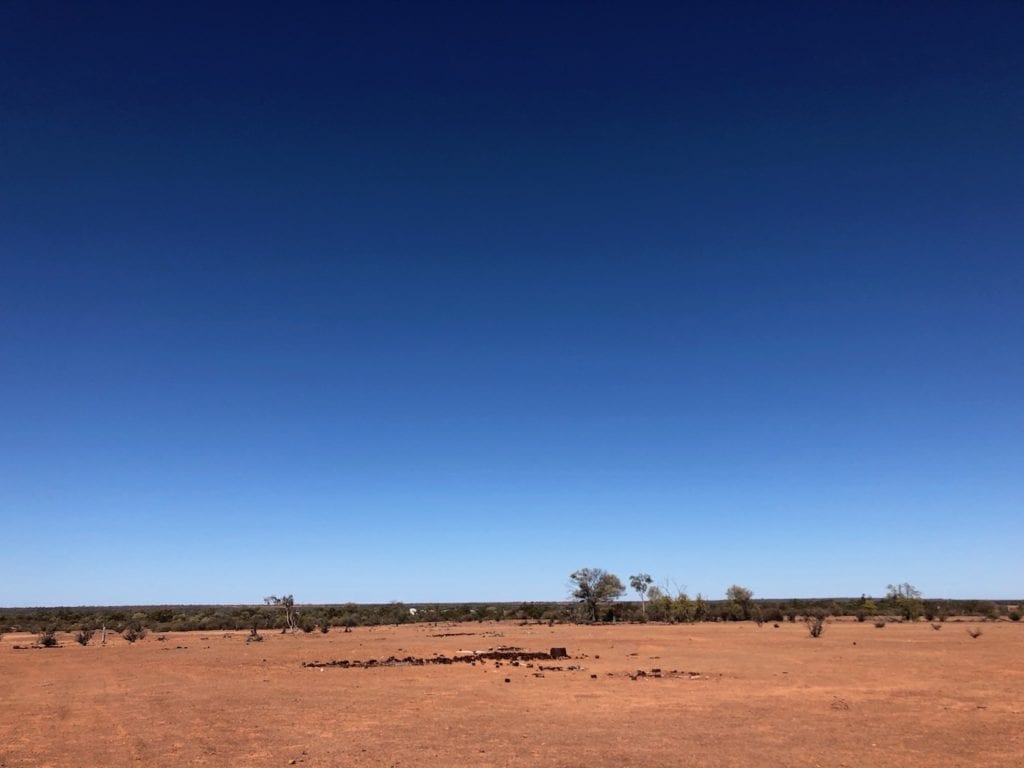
(303, 648, 570, 669)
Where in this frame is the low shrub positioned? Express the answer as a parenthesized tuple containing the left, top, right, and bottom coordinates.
(39, 628, 58, 647)
(966, 627, 982, 639)
(805, 611, 826, 638)
(75, 628, 94, 646)
(874, 620, 886, 628)
(122, 623, 147, 643)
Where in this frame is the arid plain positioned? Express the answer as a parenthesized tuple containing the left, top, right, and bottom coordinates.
(1, 621, 1021, 767)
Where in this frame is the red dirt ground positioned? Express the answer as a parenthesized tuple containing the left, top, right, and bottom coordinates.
(1, 620, 1021, 767)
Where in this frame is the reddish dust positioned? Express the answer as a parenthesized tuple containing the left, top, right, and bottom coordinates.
(1, 621, 1021, 767)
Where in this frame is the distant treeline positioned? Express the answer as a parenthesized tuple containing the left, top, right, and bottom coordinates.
(1, 597, 1019, 633)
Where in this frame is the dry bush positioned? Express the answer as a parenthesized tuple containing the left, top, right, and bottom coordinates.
(75, 628, 94, 646)
(966, 627, 982, 639)
(38, 628, 58, 647)
(874, 620, 886, 628)
(931, 623, 942, 631)
(805, 613, 825, 638)
(122, 623, 147, 643)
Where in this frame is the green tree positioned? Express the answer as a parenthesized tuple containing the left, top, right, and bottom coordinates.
(886, 583, 922, 600)
(886, 583, 924, 621)
(693, 593, 708, 622)
(629, 573, 653, 618)
(672, 592, 695, 623)
(726, 585, 754, 620)
(570, 568, 625, 622)
(645, 586, 672, 622)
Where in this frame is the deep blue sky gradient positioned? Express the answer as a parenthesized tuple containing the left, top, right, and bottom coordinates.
(1, 1, 1021, 605)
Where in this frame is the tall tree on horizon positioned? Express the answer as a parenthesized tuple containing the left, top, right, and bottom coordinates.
(264, 594, 298, 632)
(630, 573, 653, 617)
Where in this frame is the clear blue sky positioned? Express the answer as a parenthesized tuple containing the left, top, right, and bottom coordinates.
(1, 1, 1021, 606)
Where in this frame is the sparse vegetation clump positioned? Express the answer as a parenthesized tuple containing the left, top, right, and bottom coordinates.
(122, 623, 147, 643)
(75, 627, 94, 646)
(644, 584, 701, 624)
(247, 617, 264, 643)
(38, 628, 58, 647)
(805, 612, 826, 638)
(966, 627, 983, 639)
(931, 623, 942, 631)
(976, 601, 1000, 621)
(874, 619, 886, 628)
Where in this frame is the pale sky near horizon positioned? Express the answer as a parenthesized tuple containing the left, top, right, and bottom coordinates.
(2, 1, 1021, 606)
